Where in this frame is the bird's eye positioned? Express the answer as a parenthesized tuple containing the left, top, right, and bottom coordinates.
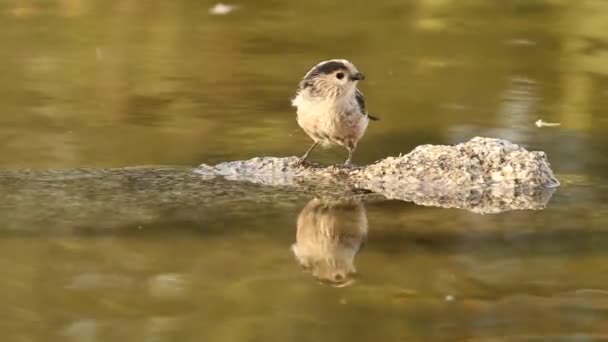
(336, 72, 345, 80)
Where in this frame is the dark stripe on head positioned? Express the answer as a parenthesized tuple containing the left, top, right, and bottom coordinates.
(314, 61, 346, 75)
(304, 61, 346, 81)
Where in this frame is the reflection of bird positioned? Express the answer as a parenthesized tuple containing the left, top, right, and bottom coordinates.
(291, 197, 368, 287)
(291, 59, 378, 166)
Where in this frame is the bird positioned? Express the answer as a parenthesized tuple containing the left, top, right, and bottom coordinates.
(291, 197, 368, 287)
(291, 59, 378, 167)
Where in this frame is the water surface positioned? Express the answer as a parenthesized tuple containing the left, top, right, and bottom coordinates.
(1, 0, 608, 340)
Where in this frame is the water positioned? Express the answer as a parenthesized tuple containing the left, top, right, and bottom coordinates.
(1, 0, 608, 340)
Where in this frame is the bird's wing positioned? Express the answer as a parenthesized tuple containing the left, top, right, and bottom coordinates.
(355, 89, 366, 113)
(355, 89, 379, 121)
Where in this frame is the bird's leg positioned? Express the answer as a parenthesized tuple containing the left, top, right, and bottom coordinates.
(296, 141, 318, 166)
(343, 143, 356, 167)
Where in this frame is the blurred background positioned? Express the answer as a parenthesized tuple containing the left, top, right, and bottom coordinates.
(1, 0, 608, 340)
(1, 0, 606, 171)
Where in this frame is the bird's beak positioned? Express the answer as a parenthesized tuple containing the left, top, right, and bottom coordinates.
(350, 72, 365, 81)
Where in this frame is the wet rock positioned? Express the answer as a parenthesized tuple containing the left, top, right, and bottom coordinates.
(195, 137, 560, 214)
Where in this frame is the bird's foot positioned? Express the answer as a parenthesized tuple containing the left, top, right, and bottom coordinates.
(341, 160, 358, 169)
(295, 157, 309, 167)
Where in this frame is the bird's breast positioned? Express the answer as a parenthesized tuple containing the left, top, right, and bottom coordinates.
(294, 95, 368, 146)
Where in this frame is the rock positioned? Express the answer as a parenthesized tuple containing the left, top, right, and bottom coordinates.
(195, 137, 560, 214)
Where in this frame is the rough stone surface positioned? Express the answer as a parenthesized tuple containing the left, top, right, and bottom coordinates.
(195, 137, 560, 214)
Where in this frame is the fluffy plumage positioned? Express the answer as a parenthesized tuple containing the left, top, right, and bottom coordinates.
(291, 59, 378, 166)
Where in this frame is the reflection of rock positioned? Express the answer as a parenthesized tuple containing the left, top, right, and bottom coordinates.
(364, 176, 556, 215)
(196, 137, 559, 214)
(292, 198, 367, 287)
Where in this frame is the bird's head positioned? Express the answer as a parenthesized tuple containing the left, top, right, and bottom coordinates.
(299, 59, 364, 99)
